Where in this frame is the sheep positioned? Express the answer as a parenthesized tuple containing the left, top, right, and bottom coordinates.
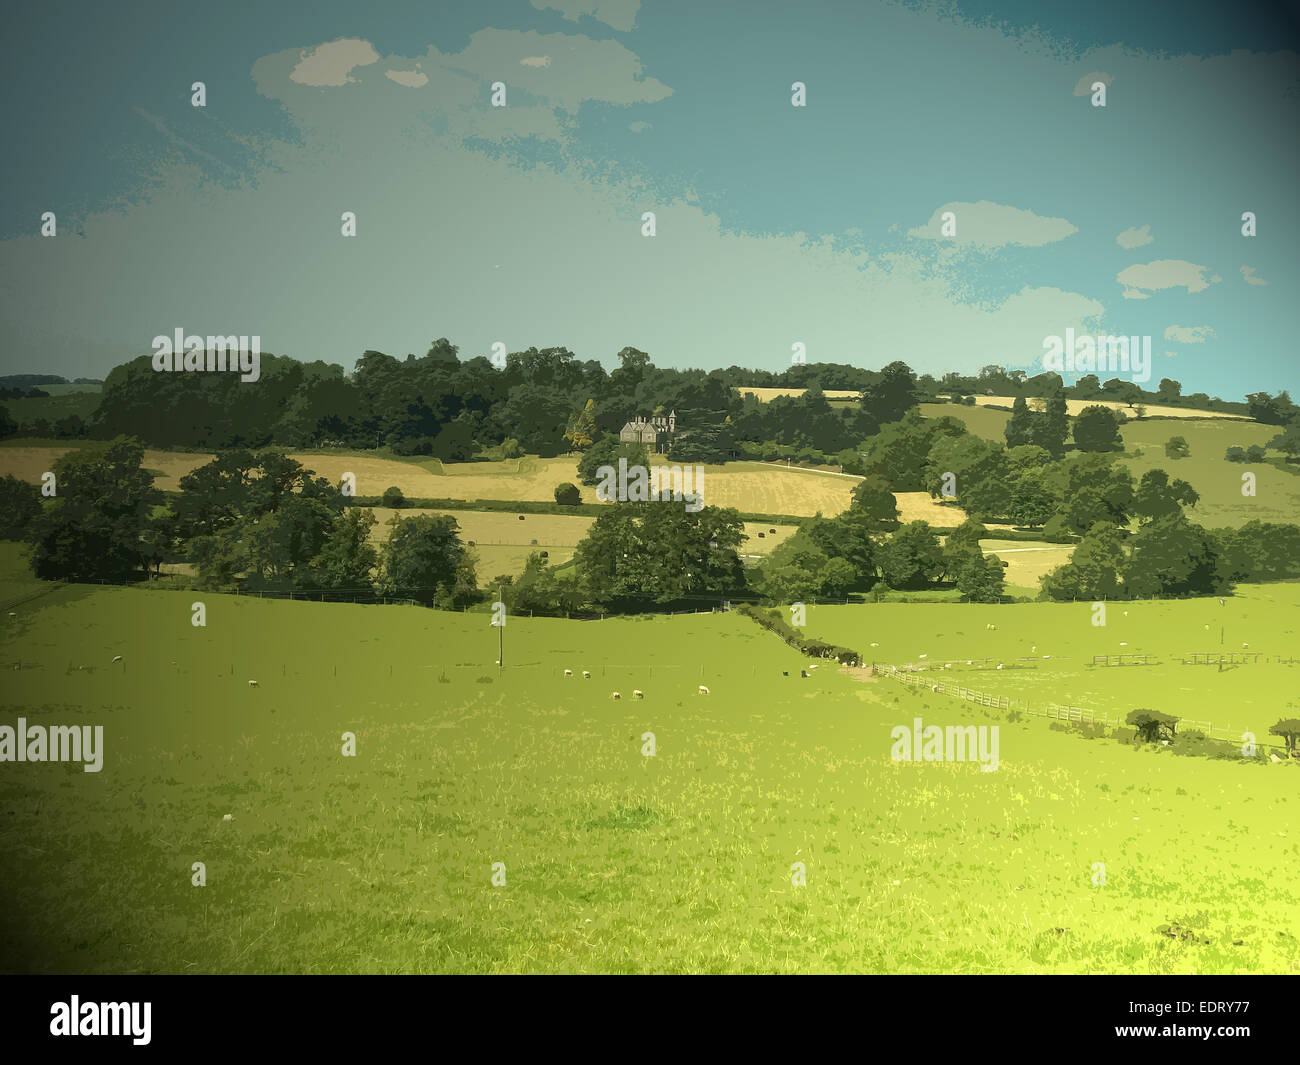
(782, 671, 789, 677)
(611, 691, 621, 700)
(582, 670, 591, 679)
(222, 813, 233, 822)
(564, 669, 573, 676)
(633, 689, 644, 699)
(248, 680, 259, 688)
(995, 664, 1003, 671)
(112, 655, 123, 664)
(800, 669, 809, 678)
(6, 612, 14, 618)
(698, 685, 710, 695)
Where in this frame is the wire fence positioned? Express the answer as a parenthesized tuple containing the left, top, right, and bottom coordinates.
(875, 662, 1293, 754)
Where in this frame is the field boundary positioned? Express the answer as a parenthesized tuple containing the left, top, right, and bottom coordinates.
(875, 662, 1292, 753)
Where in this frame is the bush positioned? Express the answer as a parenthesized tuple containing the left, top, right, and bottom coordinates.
(1225, 446, 1247, 463)
(1245, 444, 1266, 463)
(554, 482, 581, 506)
(381, 485, 405, 508)
(735, 603, 861, 665)
(1164, 436, 1190, 460)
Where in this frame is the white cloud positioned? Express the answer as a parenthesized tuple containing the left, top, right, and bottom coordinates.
(520, 56, 552, 68)
(444, 29, 671, 112)
(1073, 71, 1113, 96)
(290, 39, 380, 86)
(385, 69, 428, 88)
(1164, 324, 1215, 343)
(530, 0, 641, 32)
(1241, 265, 1269, 286)
(628, 120, 652, 133)
(907, 200, 1077, 248)
(1117, 260, 1216, 298)
(1116, 224, 1153, 249)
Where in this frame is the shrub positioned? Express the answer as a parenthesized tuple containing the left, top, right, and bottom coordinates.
(554, 482, 581, 506)
(381, 485, 405, 508)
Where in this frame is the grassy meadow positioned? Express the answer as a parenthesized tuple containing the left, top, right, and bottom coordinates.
(1, 570, 1298, 974)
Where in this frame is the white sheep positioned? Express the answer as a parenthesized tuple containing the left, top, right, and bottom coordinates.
(248, 680, 259, 688)
(222, 813, 233, 822)
(633, 689, 644, 699)
(996, 664, 1003, 671)
(582, 670, 591, 679)
(698, 684, 710, 695)
(112, 655, 123, 664)
(611, 691, 621, 700)
(564, 669, 573, 676)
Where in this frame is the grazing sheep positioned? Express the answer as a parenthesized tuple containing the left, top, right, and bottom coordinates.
(995, 664, 1003, 671)
(582, 670, 591, 679)
(698, 685, 710, 695)
(222, 813, 233, 822)
(248, 680, 259, 688)
(633, 689, 644, 699)
(112, 655, 123, 664)
(918, 653, 927, 659)
(564, 669, 573, 676)
(800, 669, 809, 678)
(611, 691, 621, 700)
(6, 612, 14, 618)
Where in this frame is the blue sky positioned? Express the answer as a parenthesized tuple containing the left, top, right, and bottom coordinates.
(1, 0, 1296, 398)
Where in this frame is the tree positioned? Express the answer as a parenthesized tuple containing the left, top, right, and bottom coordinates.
(555, 482, 581, 506)
(849, 474, 901, 532)
(1126, 708, 1178, 743)
(1225, 446, 1247, 463)
(860, 361, 919, 425)
(1073, 405, 1123, 452)
(1267, 418, 1300, 462)
(1133, 469, 1198, 524)
(0, 474, 41, 540)
(564, 399, 599, 452)
(1040, 521, 1125, 601)
(577, 437, 649, 487)
(305, 508, 378, 590)
(575, 504, 746, 608)
(1245, 444, 1266, 463)
(1004, 395, 1034, 448)
(1268, 716, 1300, 753)
(1124, 514, 1226, 598)
(27, 437, 162, 581)
(382, 486, 405, 508)
(1007, 472, 1056, 528)
(1059, 455, 1134, 534)
(380, 513, 474, 607)
(956, 552, 1006, 602)
(878, 521, 944, 590)
(1164, 436, 1190, 460)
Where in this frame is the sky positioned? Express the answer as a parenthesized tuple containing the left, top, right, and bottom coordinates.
(1, 0, 1297, 399)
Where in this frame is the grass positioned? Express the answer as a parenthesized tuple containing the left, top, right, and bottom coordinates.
(1, 565, 1298, 974)
(798, 583, 1300, 744)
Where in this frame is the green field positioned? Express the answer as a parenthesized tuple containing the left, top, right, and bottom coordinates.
(2, 564, 1298, 974)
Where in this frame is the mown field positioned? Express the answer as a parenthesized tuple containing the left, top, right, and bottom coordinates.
(363, 508, 798, 576)
(1, 563, 1297, 974)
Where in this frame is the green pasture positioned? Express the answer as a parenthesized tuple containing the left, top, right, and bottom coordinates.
(1, 567, 1297, 973)
(800, 584, 1300, 743)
